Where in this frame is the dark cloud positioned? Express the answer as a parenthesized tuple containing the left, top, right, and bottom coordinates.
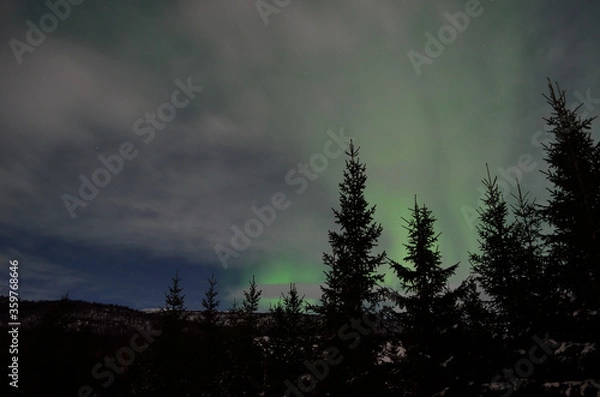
(1, 0, 598, 309)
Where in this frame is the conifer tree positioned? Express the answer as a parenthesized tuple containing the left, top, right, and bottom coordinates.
(468, 166, 519, 334)
(271, 283, 309, 349)
(469, 81, 600, 396)
(221, 275, 264, 396)
(269, 283, 308, 351)
(311, 139, 386, 394)
(521, 80, 600, 396)
(241, 274, 262, 331)
(281, 282, 305, 317)
(387, 197, 460, 396)
(228, 297, 241, 327)
(508, 183, 552, 332)
(266, 284, 312, 395)
(160, 269, 187, 335)
(449, 276, 498, 395)
(197, 274, 222, 395)
(153, 269, 189, 396)
(163, 269, 186, 314)
(201, 273, 220, 331)
(315, 139, 386, 320)
(470, 168, 550, 337)
(540, 79, 600, 310)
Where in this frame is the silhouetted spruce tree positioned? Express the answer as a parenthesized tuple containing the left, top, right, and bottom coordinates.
(201, 273, 220, 332)
(466, 167, 544, 397)
(162, 269, 187, 326)
(468, 166, 520, 335)
(516, 80, 600, 396)
(282, 282, 305, 315)
(508, 183, 552, 332)
(445, 276, 499, 396)
(472, 174, 550, 340)
(310, 139, 386, 395)
(386, 197, 460, 397)
(198, 273, 222, 395)
(225, 296, 246, 333)
(269, 283, 307, 348)
(214, 297, 241, 395)
(266, 283, 314, 396)
(241, 274, 262, 331)
(540, 79, 600, 311)
(151, 269, 191, 396)
(221, 276, 264, 396)
(159, 269, 188, 351)
(241, 275, 265, 393)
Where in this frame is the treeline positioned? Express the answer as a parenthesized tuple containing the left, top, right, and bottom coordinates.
(133, 80, 598, 396)
(7, 80, 598, 396)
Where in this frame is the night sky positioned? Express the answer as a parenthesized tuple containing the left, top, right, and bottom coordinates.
(1, 0, 599, 311)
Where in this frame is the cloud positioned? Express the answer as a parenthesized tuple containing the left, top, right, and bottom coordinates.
(0, 0, 598, 309)
(0, 249, 92, 300)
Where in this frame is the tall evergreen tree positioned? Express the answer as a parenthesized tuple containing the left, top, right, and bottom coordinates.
(310, 139, 386, 394)
(471, 81, 600, 396)
(520, 80, 600, 396)
(447, 276, 498, 396)
(468, 166, 519, 334)
(387, 197, 460, 396)
(468, 169, 556, 397)
(540, 79, 600, 310)
(508, 183, 552, 332)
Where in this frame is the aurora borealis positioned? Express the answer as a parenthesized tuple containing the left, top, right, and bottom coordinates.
(1, 0, 599, 311)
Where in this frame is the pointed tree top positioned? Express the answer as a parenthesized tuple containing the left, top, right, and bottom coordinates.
(345, 138, 360, 159)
